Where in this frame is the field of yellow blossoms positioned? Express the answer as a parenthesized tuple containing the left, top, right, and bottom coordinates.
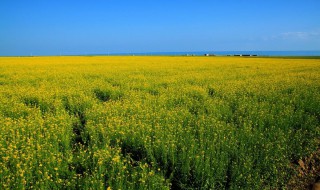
(0, 56, 319, 189)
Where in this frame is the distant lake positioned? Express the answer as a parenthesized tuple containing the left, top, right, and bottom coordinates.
(12, 51, 319, 57)
(107, 51, 320, 56)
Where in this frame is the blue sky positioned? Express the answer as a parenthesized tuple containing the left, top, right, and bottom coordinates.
(1, 0, 320, 56)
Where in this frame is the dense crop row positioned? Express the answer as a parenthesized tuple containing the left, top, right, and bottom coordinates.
(0, 56, 319, 189)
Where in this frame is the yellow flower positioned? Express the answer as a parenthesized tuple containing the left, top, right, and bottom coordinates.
(112, 155, 120, 163)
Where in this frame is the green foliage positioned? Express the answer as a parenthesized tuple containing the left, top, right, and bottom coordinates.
(93, 88, 123, 102)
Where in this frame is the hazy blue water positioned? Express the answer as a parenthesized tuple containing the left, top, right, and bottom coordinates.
(10, 51, 319, 56)
(108, 51, 320, 56)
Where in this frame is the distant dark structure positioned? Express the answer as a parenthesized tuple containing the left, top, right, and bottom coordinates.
(204, 53, 257, 57)
(233, 54, 258, 57)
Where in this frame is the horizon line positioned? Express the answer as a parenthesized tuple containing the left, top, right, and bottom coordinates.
(1, 50, 320, 57)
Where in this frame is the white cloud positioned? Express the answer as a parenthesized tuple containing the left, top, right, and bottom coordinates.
(262, 30, 320, 41)
(279, 31, 320, 40)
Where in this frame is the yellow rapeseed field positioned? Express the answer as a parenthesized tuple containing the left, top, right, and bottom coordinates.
(0, 56, 319, 189)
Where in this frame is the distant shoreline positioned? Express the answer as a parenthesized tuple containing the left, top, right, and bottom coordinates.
(1, 51, 320, 57)
(105, 51, 320, 57)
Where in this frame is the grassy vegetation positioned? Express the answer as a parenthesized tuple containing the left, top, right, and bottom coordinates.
(0, 56, 319, 189)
